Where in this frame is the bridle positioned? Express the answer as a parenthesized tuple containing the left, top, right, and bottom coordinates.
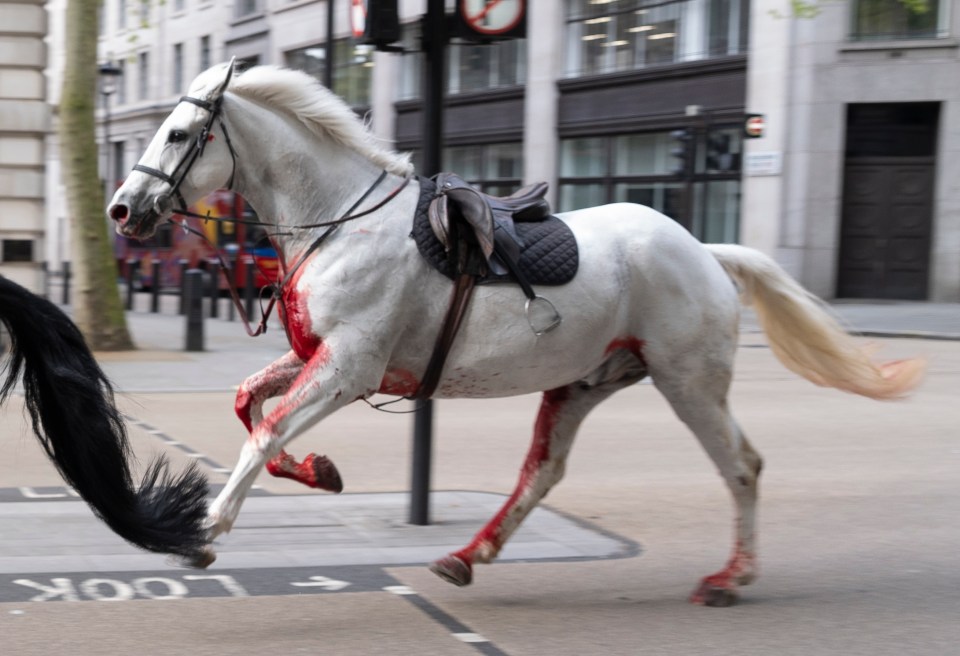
(132, 95, 238, 213)
(129, 91, 412, 337)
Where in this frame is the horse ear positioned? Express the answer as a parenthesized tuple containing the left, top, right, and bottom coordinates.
(214, 57, 236, 99)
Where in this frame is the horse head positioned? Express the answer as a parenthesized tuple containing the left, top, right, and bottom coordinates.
(108, 59, 237, 239)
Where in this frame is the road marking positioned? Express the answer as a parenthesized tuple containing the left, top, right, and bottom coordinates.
(290, 576, 350, 591)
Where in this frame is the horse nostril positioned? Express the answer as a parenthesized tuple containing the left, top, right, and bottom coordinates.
(109, 204, 129, 222)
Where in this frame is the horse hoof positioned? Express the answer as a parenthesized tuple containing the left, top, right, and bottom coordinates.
(430, 555, 473, 587)
(310, 454, 343, 493)
(690, 583, 739, 607)
(172, 546, 217, 570)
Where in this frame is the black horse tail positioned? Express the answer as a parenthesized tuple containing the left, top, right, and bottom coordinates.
(0, 276, 209, 559)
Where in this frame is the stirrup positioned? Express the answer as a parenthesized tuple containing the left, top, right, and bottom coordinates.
(525, 295, 561, 336)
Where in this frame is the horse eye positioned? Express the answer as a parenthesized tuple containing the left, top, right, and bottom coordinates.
(167, 129, 188, 144)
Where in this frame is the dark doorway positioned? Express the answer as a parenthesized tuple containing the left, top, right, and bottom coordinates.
(837, 103, 938, 300)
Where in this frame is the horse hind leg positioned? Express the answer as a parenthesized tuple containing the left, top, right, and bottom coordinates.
(431, 379, 632, 587)
(653, 365, 763, 607)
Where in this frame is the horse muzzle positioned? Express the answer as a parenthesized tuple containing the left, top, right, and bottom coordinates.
(108, 194, 171, 239)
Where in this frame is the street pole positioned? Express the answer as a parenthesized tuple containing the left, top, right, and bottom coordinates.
(325, 0, 335, 90)
(409, 0, 447, 527)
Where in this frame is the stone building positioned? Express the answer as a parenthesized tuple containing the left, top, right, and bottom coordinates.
(1, 0, 48, 293)
(44, 0, 960, 301)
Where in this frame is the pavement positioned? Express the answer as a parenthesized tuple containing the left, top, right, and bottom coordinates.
(0, 293, 957, 654)
(103, 293, 959, 392)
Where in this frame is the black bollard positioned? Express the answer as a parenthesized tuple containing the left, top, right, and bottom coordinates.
(150, 260, 161, 313)
(125, 259, 139, 310)
(227, 256, 236, 322)
(208, 259, 219, 319)
(184, 269, 205, 352)
(178, 259, 189, 315)
(61, 262, 71, 305)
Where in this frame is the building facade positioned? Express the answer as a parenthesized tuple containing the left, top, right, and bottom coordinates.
(1, 0, 48, 293)
(46, 0, 960, 301)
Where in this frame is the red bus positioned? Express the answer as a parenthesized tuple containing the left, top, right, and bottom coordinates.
(115, 190, 279, 291)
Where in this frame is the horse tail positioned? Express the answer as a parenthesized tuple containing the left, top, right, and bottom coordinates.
(705, 244, 925, 400)
(0, 276, 209, 559)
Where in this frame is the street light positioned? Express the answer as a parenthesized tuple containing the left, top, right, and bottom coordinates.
(98, 62, 123, 203)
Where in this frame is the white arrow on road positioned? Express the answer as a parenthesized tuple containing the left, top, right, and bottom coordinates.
(289, 576, 351, 591)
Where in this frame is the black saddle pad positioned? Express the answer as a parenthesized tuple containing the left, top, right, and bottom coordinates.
(411, 177, 579, 286)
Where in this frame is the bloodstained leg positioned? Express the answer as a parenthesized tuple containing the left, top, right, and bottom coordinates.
(654, 373, 762, 607)
(431, 379, 632, 586)
(234, 350, 343, 492)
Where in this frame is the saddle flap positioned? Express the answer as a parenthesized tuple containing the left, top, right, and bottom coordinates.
(444, 186, 496, 260)
(428, 194, 451, 251)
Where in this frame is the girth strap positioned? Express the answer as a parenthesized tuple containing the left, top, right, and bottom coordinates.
(410, 273, 476, 401)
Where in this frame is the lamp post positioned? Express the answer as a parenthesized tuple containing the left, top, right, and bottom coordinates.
(98, 62, 123, 203)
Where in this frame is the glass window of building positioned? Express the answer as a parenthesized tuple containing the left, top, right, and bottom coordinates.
(285, 39, 374, 108)
(849, 0, 945, 40)
(200, 35, 211, 73)
(564, 0, 748, 77)
(172, 43, 184, 94)
(235, 0, 259, 19)
(408, 144, 523, 195)
(398, 22, 526, 100)
(137, 51, 149, 100)
(558, 129, 741, 243)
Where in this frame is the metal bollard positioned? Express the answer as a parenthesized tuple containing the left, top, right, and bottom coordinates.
(150, 260, 161, 313)
(178, 259, 189, 315)
(61, 261, 71, 305)
(125, 259, 139, 310)
(208, 259, 219, 319)
(227, 256, 236, 322)
(184, 269, 205, 352)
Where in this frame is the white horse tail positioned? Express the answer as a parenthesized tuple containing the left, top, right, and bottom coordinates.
(706, 244, 925, 400)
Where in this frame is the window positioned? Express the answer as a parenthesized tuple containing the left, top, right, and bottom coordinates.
(407, 144, 524, 194)
(398, 22, 526, 100)
(850, 0, 946, 40)
(564, 0, 748, 77)
(112, 141, 125, 189)
(138, 51, 149, 100)
(200, 35, 211, 73)
(174, 0, 185, 12)
(558, 130, 741, 243)
(117, 60, 127, 105)
(286, 39, 375, 107)
(235, 0, 260, 19)
(172, 43, 184, 94)
(2, 240, 34, 263)
(118, 0, 127, 30)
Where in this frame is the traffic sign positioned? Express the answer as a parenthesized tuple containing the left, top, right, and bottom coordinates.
(744, 113, 765, 139)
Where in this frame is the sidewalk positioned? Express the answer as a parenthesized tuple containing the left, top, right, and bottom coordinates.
(72, 296, 956, 394)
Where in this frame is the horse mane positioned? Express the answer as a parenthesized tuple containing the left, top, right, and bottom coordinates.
(195, 64, 413, 176)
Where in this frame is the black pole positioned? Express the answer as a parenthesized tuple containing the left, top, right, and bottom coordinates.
(150, 259, 161, 313)
(324, 0, 335, 90)
(410, 0, 447, 527)
(184, 269, 205, 352)
(61, 261, 71, 305)
(125, 258, 138, 310)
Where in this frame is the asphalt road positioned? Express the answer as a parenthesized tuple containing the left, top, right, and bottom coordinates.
(1, 328, 958, 655)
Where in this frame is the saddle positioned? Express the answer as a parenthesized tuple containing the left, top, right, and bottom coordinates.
(428, 172, 551, 277)
(410, 174, 578, 401)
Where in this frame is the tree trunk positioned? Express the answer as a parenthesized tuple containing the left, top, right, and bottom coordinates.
(60, 0, 134, 350)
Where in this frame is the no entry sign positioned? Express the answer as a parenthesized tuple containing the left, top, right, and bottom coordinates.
(744, 114, 765, 138)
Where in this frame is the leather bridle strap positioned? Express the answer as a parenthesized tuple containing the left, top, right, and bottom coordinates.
(132, 94, 237, 210)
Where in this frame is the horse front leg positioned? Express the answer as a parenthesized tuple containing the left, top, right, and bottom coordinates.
(431, 380, 630, 586)
(186, 344, 380, 567)
(235, 350, 343, 493)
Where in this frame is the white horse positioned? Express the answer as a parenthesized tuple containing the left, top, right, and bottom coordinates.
(107, 61, 923, 606)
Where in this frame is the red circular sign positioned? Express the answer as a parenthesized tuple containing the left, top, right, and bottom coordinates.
(745, 115, 765, 138)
